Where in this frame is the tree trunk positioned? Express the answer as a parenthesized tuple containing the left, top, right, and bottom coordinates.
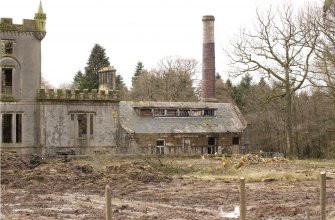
(286, 92, 293, 155)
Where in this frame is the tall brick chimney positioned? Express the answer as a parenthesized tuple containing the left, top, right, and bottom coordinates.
(201, 15, 216, 102)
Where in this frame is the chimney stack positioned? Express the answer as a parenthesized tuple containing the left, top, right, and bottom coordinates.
(201, 15, 216, 102)
(98, 66, 116, 91)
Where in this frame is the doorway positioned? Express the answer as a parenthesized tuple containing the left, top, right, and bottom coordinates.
(207, 137, 217, 154)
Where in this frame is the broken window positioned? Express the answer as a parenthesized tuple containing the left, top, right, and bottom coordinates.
(191, 109, 202, 117)
(207, 146, 218, 154)
(166, 109, 177, 117)
(1, 68, 13, 94)
(207, 137, 217, 154)
(154, 109, 165, 117)
(156, 140, 165, 155)
(179, 109, 190, 117)
(2, 114, 12, 143)
(136, 107, 216, 117)
(232, 137, 240, 145)
(204, 109, 215, 117)
(16, 114, 22, 143)
(90, 114, 93, 135)
(77, 114, 87, 138)
(1, 40, 14, 55)
(139, 109, 152, 117)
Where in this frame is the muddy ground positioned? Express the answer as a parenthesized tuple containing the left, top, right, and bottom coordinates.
(1, 152, 335, 220)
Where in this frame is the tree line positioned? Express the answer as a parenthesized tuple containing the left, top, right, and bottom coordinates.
(42, 1, 335, 158)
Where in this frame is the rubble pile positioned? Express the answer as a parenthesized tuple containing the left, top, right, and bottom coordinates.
(1, 153, 172, 193)
(1, 151, 42, 170)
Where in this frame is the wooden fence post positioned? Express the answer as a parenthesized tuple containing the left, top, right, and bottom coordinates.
(105, 185, 112, 220)
(320, 171, 326, 220)
(240, 177, 246, 220)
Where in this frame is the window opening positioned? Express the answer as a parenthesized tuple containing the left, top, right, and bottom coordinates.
(166, 109, 177, 117)
(179, 109, 190, 117)
(90, 114, 93, 135)
(77, 114, 87, 138)
(2, 114, 12, 143)
(154, 109, 165, 117)
(156, 140, 165, 155)
(16, 114, 22, 143)
(232, 137, 240, 145)
(191, 110, 202, 117)
(204, 109, 215, 117)
(2, 68, 13, 94)
(139, 109, 152, 117)
(207, 137, 217, 154)
(70, 114, 74, 121)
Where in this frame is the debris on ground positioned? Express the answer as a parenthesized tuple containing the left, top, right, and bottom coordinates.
(1, 151, 42, 170)
(1, 152, 334, 220)
(237, 154, 288, 164)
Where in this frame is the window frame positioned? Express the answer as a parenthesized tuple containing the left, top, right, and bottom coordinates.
(156, 139, 165, 155)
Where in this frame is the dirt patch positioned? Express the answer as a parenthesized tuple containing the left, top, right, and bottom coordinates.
(106, 162, 172, 183)
(1, 153, 335, 219)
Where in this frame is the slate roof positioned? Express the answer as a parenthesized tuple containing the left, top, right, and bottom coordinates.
(119, 101, 246, 134)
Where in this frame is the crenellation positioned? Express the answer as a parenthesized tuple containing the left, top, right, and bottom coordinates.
(83, 89, 89, 99)
(37, 88, 119, 101)
(74, 89, 80, 99)
(39, 88, 46, 99)
(48, 89, 55, 98)
(0, 18, 37, 32)
(92, 89, 97, 99)
(57, 89, 63, 99)
(65, 89, 72, 99)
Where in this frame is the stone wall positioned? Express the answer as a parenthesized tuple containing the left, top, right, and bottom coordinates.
(39, 101, 119, 155)
(118, 131, 243, 155)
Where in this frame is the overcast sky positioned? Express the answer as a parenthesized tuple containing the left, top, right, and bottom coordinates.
(1, 0, 320, 88)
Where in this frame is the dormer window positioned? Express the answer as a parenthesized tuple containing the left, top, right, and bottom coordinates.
(135, 107, 217, 118)
(154, 109, 165, 117)
(1, 40, 14, 55)
(204, 109, 215, 117)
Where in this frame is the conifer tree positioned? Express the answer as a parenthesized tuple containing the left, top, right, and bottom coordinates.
(132, 61, 144, 86)
(72, 44, 110, 91)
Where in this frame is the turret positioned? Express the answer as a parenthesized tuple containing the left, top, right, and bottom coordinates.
(34, 1, 46, 34)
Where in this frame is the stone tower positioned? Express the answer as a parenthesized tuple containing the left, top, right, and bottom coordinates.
(0, 1, 46, 101)
(0, 1, 46, 152)
(201, 15, 216, 102)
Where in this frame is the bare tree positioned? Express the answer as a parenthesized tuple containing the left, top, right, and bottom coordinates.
(226, 3, 318, 154)
(310, 1, 335, 102)
(131, 57, 198, 102)
(41, 74, 53, 89)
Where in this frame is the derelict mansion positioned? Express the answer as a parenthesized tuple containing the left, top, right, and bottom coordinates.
(0, 2, 247, 156)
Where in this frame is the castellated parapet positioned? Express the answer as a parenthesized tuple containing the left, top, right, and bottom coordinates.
(37, 88, 119, 102)
(0, 18, 46, 40)
(0, 1, 46, 40)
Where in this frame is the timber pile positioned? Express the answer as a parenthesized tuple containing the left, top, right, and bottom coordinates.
(238, 154, 287, 164)
(230, 154, 288, 169)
